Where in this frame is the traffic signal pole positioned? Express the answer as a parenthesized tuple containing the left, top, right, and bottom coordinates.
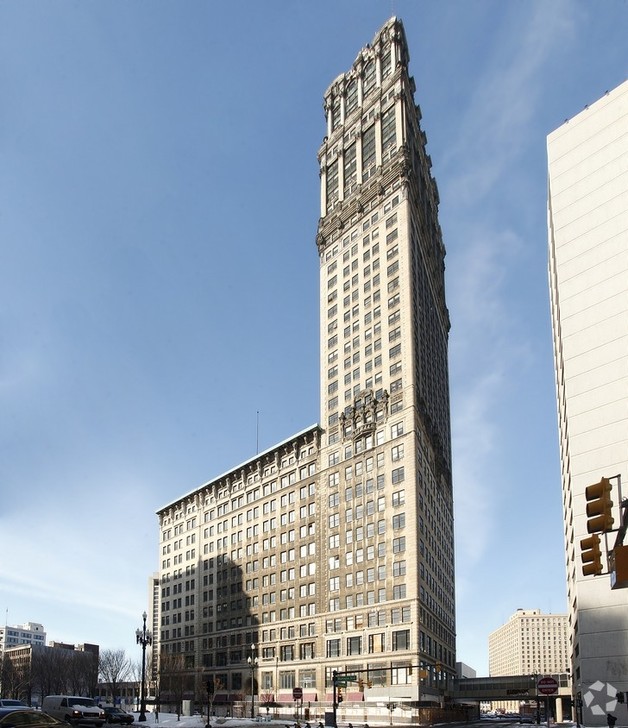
(579, 475, 619, 577)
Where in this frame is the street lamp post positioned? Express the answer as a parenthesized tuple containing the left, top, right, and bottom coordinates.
(247, 644, 258, 719)
(136, 611, 153, 722)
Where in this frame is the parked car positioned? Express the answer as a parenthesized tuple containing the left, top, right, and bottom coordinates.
(0, 707, 63, 728)
(0, 703, 27, 709)
(41, 697, 104, 727)
(102, 708, 133, 725)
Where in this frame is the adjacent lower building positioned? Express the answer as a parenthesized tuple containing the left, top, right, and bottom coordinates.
(548, 79, 628, 725)
(156, 16, 455, 716)
(2, 641, 99, 706)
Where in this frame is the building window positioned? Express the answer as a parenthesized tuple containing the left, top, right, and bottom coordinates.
(392, 560, 406, 577)
(368, 632, 385, 653)
(390, 422, 403, 438)
(326, 639, 341, 658)
(392, 630, 410, 651)
(392, 584, 406, 599)
(392, 513, 405, 529)
(280, 645, 295, 661)
(327, 159, 339, 206)
(331, 95, 341, 131)
(381, 48, 392, 79)
(391, 467, 404, 484)
(362, 125, 376, 180)
(363, 60, 376, 97)
(381, 106, 396, 152)
(346, 79, 358, 116)
(347, 636, 362, 655)
(392, 536, 405, 553)
(391, 666, 411, 684)
(344, 142, 357, 193)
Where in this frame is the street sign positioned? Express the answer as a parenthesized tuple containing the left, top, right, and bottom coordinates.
(292, 687, 303, 700)
(537, 677, 559, 695)
(335, 675, 357, 683)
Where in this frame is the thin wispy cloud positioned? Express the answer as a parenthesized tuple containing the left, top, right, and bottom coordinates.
(445, 4, 579, 653)
(444, 1, 577, 200)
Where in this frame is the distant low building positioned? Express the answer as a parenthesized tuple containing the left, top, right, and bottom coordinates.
(488, 609, 569, 717)
(456, 662, 477, 679)
(94, 681, 140, 709)
(2, 640, 99, 706)
(489, 609, 569, 676)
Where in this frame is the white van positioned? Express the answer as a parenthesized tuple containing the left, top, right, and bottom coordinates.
(42, 696, 105, 726)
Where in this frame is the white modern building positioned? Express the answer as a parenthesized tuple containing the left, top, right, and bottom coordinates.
(0, 622, 46, 653)
(548, 80, 628, 725)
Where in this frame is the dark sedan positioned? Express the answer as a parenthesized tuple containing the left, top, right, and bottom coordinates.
(0, 708, 63, 728)
(102, 709, 133, 725)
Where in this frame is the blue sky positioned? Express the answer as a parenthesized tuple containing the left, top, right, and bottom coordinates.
(1, 0, 626, 676)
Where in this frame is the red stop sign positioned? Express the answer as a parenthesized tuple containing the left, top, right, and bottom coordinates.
(538, 677, 558, 695)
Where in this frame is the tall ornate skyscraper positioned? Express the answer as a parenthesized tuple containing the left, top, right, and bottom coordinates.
(315, 16, 455, 703)
(156, 17, 455, 713)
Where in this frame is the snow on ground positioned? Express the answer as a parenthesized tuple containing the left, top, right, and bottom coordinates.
(130, 714, 303, 728)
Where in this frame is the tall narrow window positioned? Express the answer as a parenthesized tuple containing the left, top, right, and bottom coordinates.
(363, 60, 376, 97)
(381, 48, 392, 80)
(331, 94, 341, 131)
(381, 106, 396, 154)
(327, 160, 339, 206)
(344, 143, 357, 194)
(345, 79, 358, 116)
(362, 125, 376, 181)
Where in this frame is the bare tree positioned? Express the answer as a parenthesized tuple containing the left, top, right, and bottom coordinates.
(1, 658, 29, 701)
(31, 649, 70, 698)
(158, 651, 186, 718)
(207, 676, 224, 718)
(128, 659, 142, 709)
(67, 651, 96, 696)
(98, 650, 131, 705)
(259, 692, 275, 716)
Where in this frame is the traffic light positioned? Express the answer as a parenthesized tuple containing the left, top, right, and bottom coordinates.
(358, 679, 364, 691)
(586, 477, 614, 533)
(581, 533, 603, 576)
(337, 688, 343, 704)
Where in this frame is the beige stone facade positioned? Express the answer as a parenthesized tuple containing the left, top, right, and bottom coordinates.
(156, 17, 455, 714)
(488, 609, 569, 677)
